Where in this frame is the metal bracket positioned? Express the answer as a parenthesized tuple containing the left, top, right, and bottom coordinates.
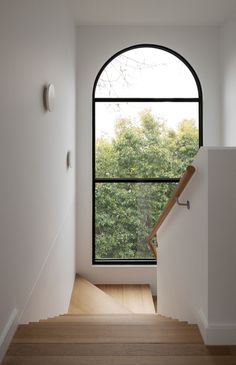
(176, 196, 190, 210)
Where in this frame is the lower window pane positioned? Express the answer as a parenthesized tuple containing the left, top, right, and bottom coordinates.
(95, 182, 177, 261)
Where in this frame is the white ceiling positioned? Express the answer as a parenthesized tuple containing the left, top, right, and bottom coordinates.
(69, 0, 236, 26)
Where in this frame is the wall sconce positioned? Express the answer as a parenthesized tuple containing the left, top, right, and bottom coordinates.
(67, 151, 72, 169)
(43, 84, 55, 112)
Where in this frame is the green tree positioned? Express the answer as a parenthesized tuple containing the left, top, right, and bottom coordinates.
(95, 111, 198, 259)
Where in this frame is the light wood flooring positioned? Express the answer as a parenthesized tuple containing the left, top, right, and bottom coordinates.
(68, 276, 156, 314)
(96, 284, 156, 313)
(68, 276, 131, 314)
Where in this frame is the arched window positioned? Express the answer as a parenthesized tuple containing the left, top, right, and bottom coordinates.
(93, 44, 203, 265)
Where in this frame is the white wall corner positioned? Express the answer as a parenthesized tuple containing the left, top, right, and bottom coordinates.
(0, 308, 18, 363)
(197, 310, 236, 345)
(197, 309, 208, 344)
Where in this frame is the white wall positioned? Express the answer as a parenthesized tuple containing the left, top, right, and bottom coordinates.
(157, 147, 236, 345)
(208, 149, 236, 326)
(221, 19, 236, 146)
(157, 148, 208, 324)
(76, 25, 221, 293)
(0, 0, 76, 359)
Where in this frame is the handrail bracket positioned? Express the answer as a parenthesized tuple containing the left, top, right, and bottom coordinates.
(146, 165, 196, 259)
(176, 196, 190, 210)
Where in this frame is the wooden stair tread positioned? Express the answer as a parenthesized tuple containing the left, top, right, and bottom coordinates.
(13, 323, 203, 344)
(68, 276, 131, 314)
(39, 314, 187, 325)
(96, 284, 155, 314)
(3, 355, 236, 365)
(7, 343, 236, 357)
(28, 322, 194, 329)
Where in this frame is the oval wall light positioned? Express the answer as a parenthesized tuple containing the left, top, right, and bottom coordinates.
(43, 83, 55, 112)
(67, 151, 72, 169)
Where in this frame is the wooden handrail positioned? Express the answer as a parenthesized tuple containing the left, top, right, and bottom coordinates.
(147, 165, 196, 258)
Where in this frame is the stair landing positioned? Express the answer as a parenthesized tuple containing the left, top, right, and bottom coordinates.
(68, 275, 155, 314)
(68, 276, 131, 314)
(96, 284, 155, 313)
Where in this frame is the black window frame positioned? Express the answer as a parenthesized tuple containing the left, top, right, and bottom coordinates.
(92, 44, 203, 266)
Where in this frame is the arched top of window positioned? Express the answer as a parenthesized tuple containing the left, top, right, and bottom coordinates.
(94, 45, 201, 99)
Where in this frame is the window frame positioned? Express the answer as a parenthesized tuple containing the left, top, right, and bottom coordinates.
(92, 44, 203, 266)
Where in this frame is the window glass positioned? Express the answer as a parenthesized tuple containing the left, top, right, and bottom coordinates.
(96, 102, 199, 178)
(95, 48, 198, 98)
(95, 182, 177, 260)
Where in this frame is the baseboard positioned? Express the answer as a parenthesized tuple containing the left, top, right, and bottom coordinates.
(205, 323, 236, 345)
(197, 310, 236, 345)
(0, 308, 18, 362)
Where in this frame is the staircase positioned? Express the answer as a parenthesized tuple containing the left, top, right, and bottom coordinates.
(68, 276, 155, 314)
(3, 276, 235, 364)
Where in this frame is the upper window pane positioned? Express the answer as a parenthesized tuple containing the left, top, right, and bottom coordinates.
(95, 47, 198, 98)
(96, 102, 199, 179)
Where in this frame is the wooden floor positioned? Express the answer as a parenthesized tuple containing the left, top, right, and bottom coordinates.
(96, 284, 156, 313)
(69, 276, 155, 314)
(68, 276, 131, 314)
(2, 277, 236, 364)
